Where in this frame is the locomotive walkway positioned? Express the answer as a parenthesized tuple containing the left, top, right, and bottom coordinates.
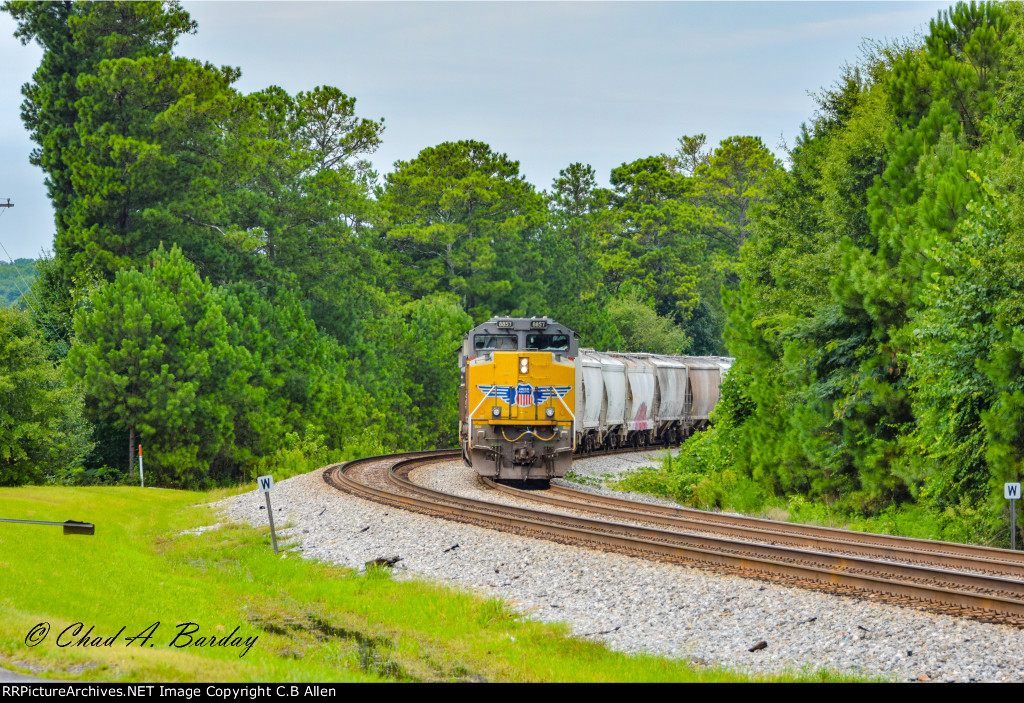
(323, 450, 1024, 626)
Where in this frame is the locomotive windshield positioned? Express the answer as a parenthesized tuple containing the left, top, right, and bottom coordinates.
(474, 334, 518, 351)
(525, 333, 570, 351)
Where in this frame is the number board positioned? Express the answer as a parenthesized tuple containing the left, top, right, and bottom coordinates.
(496, 320, 513, 328)
(530, 320, 547, 328)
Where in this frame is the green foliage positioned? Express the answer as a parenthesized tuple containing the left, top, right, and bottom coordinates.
(594, 138, 780, 356)
(617, 372, 765, 512)
(543, 163, 621, 349)
(59, 462, 130, 487)
(64, 245, 388, 488)
(658, 1, 1024, 545)
(601, 156, 708, 321)
(22, 254, 79, 361)
(378, 140, 547, 319)
(615, 446, 759, 513)
(908, 148, 1024, 534)
(576, 4, 1022, 546)
(391, 294, 474, 448)
(63, 53, 242, 283)
(251, 430, 335, 482)
(67, 245, 241, 487)
(24, 0, 1024, 530)
(0, 306, 92, 485)
(4, 0, 196, 237)
(993, 3, 1024, 136)
(689, 135, 781, 255)
(823, 3, 1016, 512)
(605, 292, 690, 354)
(213, 281, 373, 467)
(10, 0, 388, 354)
(209, 82, 387, 342)
(0, 258, 38, 306)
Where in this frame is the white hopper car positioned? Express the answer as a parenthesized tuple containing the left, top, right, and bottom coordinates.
(573, 349, 733, 454)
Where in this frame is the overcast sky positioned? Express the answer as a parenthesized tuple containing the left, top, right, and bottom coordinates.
(0, 1, 950, 261)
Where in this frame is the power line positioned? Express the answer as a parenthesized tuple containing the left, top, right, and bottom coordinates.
(0, 203, 73, 357)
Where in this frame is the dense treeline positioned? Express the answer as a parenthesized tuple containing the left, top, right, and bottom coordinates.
(7, 1, 1023, 545)
(632, 0, 1024, 544)
(1, 1, 768, 487)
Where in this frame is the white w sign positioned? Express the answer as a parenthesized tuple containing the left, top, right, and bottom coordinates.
(256, 474, 278, 554)
(1006, 482, 1021, 500)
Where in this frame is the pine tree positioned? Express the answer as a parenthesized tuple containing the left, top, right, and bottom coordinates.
(67, 245, 241, 487)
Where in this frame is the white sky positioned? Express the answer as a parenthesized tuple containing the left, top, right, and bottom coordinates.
(0, 1, 950, 261)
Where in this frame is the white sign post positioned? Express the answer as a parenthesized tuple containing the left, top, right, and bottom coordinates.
(257, 475, 278, 554)
(1006, 482, 1021, 550)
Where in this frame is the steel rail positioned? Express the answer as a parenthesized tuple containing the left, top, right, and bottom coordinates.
(323, 451, 1024, 621)
(390, 463, 1024, 600)
(544, 481, 1024, 566)
(482, 478, 1024, 579)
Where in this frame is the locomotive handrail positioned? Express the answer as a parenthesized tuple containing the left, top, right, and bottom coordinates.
(465, 392, 492, 451)
(554, 392, 576, 450)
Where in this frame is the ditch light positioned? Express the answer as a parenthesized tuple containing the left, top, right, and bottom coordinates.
(0, 518, 95, 536)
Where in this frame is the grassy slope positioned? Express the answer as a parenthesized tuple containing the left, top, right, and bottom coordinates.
(0, 485, 862, 682)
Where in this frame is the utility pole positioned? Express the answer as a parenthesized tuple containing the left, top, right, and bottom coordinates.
(0, 199, 12, 208)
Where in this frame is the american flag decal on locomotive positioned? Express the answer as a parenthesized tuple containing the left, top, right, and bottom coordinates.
(477, 383, 572, 408)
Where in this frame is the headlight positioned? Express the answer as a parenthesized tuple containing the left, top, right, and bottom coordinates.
(545, 407, 555, 418)
(519, 357, 529, 374)
(492, 406, 502, 417)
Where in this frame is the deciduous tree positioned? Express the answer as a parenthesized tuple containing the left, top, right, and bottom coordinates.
(0, 307, 92, 485)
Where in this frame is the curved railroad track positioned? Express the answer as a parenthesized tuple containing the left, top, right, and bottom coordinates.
(322, 450, 1024, 627)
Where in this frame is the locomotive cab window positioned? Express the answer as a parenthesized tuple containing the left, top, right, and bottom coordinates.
(474, 334, 518, 351)
(525, 333, 570, 351)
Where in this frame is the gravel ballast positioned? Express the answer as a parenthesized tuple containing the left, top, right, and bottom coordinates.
(215, 454, 1024, 682)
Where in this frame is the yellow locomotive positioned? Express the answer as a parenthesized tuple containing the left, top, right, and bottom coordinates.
(459, 316, 732, 481)
(459, 316, 577, 479)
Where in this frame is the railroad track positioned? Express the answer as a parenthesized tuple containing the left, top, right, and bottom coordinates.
(485, 479, 1024, 578)
(322, 450, 1024, 626)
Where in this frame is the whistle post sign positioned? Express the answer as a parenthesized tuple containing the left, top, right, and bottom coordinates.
(1007, 482, 1021, 550)
(257, 475, 278, 554)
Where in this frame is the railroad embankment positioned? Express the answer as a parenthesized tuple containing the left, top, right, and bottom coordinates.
(232, 452, 1024, 683)
(0, 484, 848, 682)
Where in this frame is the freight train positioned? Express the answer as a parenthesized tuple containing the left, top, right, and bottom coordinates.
(458, 316, 732, 481)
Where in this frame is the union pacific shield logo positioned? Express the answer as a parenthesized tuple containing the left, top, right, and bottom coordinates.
(516, 383, 534, 408)
(477, 384, 572, 408)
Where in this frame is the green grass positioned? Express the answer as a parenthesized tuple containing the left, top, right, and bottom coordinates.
(0, 485, 865, 682)
(561, 470, 618, 489)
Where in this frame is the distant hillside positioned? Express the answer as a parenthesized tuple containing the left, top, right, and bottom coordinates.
(0, 258, 38, 306)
